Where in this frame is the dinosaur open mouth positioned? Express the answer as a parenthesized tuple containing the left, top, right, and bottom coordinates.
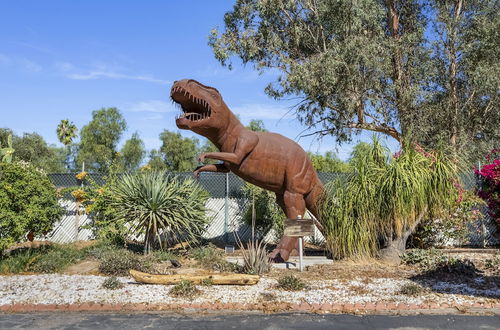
(171, 86, 212, 122)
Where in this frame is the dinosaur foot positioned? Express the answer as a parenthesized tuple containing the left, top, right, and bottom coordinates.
(268, 236, 299, 263)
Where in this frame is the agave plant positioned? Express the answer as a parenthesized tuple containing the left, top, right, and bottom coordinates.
(0, 134, 14, 163)
(109, 171, 209, 253)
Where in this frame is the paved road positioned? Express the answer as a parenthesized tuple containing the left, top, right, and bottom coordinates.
(1, 312, 499, 330)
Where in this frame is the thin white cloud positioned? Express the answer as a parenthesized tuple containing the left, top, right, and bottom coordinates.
(230, 103, 294, 120)
(0, 54, 41, 72)
(19, 58, 42, 72)
(66, 71, 167, 83)
(127, 100, 175, 113)
(55, 61, 169, 84)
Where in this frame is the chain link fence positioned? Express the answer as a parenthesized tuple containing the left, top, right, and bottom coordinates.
(47, 172, 499, 247)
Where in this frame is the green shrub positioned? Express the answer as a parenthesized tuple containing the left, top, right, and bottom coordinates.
(401, 249, 448, 269)
(98, 250, 153, 276)
(402, 249, 477, 275)
(0, 162, 63, 251)
(80, 173, 127, 243)
(191, 244, 240, 272)
(102, 276, 124, 290)
(169, 280, 200, 298)
(276, 274, 306, 291)
(242, 183, 284, 237)
(398, 283, 424, 296)
(108, 172, 209, 253)
(28, 245, 87, 273)
(0, 244, 87, 274)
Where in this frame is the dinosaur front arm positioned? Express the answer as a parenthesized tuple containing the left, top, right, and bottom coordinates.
(193, 163, 229, 177)
(198, 133, 258, 166)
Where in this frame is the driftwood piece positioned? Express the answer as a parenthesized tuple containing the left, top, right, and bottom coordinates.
(129, 269, 260, 285)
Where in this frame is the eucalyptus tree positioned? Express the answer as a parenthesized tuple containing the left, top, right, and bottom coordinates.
(209, 0, 499, 159)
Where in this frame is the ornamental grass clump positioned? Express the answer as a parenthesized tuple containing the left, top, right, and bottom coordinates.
(320, 137, 462, 260)
(109, 172, 209, 253)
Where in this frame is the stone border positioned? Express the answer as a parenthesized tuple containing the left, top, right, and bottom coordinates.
(1, 302, 499, 315)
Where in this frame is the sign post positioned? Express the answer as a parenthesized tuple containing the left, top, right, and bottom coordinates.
(283, 216, 314, 272)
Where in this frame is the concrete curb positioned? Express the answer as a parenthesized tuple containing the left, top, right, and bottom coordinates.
(1, 302, 499, 315)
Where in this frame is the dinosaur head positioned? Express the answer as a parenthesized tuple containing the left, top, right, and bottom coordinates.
(171, 79, 229, 136)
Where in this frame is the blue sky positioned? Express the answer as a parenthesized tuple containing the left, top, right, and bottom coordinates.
(0, 1, 398, 160)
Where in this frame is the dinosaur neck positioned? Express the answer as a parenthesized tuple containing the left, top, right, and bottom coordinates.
(208, 109, 245, 150)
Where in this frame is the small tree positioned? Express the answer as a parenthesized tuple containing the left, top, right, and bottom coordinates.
(0, 162, 62, 251)
(320, 137, 462, 261)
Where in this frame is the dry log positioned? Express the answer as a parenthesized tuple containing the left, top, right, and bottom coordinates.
(129, 269, 259, 285)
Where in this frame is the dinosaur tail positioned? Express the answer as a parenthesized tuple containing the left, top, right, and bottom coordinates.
(305, 178, 325, 233)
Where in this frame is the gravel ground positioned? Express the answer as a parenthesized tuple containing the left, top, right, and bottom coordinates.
(1, 274, 498, 306)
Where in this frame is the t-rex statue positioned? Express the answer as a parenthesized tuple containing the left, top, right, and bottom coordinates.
(171, 79, 324, 262)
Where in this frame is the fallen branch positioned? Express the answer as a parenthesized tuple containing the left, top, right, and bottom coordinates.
(129, 269, 260, 285)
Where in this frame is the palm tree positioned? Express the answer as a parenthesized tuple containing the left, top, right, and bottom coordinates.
(56, 119, 78, 146)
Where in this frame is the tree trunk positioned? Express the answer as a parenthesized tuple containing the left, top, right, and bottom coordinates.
(129, 270, 260, 285)
(379, 211, 426, 264)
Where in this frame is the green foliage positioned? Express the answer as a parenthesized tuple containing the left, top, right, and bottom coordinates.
(119, 132, 145, 172)
(240, 240, 271, 275)
(97, 249, 153, 276)
(80, 172, 126, 242)
(0, 162, 62, 251)
(109, 171, 209, 253)
(191, 243, 240, 272)
(4, 131, 67, 172)
(319, 137, 463, 259)
(402, 249, 449, 270)
(409, 191, 485, 248)
(102, 276, 124, 290)
(28, 245, 87, 273)
(56, 119, 78, 146)
(402, 248, 477, 276)
(209, 0, 499, 160)
(397, 283, 424, 296)
(242, 183, 284, 237)
(308, 151, 350, 172)
(0, 244, 87, 274)
(276, 274, 306, 291)
(0, 133, 14, 163)
(246, 119, 267, 132)
(169, 280, 200, 298)
(158, 130, 200, 172)
(77, 107, 127, 173)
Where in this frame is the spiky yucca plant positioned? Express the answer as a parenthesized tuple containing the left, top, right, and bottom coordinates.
(240, 239, 271, 275)
(109, 171, 209, 253)
(320, 137, 460, 260)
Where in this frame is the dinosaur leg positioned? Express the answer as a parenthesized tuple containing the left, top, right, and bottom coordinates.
(193, 163, 229, 177)
(269, 191, 305, 262)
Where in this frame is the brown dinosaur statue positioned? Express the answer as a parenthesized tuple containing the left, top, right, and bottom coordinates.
(171, 79, 324, 262)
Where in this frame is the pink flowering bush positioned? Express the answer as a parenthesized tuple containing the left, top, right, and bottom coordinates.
(475, 149, 500, 229)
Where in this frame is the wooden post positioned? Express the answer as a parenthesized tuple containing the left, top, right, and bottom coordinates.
(298, 237, 304, 272)
(283, 215, 314, 272)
